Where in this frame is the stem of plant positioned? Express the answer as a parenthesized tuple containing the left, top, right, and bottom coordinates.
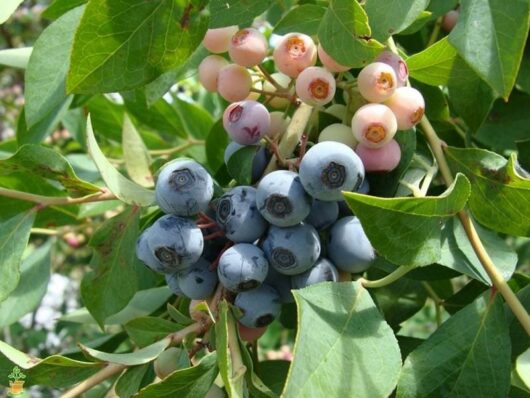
(360, 265, 413, 288)
(427, 16, 443, 47)
(0, 187, 117, 206)
(257, 64, 282, 91)
(149, 139, 204, 156)
(422, 282, 443, 327)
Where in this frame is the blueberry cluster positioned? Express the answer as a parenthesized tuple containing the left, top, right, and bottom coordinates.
(136, 26, 425, 337)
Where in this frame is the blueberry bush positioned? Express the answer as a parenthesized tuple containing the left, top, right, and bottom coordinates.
(0, 0, 529, 397)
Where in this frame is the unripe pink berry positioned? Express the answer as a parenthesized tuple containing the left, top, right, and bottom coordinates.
(262, 72, 293, 109)
(317, 44, 349, 73)
(385, 87, 425, 130)
(238, 322, 267, 342)
(223, 100, 270, 145)
(295, 66, 336, 106)
(202, 26, 239, 54)
(318, 123, 357, 148)
(357, 62, 397, 103)
(375, 51, 408, 87)
(356, 139, 401, 172)
(351, 103, 397, 148)
(217, 64, 252, 102)
(228, 28, 268, 67)
(442, 10, 459, 32)
(268, 111, 290, 139)
(198, 55, 229, 92)
(273, 33, 317, 78)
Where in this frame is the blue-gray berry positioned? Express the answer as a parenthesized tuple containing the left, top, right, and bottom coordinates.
(291, 258, 339, 289)
(218, 244, 269, 292)
(176, 258, 218, 300)
(304, 199, 339, 230)
(235, 284, 281, 328)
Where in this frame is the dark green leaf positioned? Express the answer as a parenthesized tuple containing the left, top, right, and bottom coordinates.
(81, 207, 141, 327)
(427, 0, 459, 18)
(42, 0, 87, 19)
(87, 95, 124, 142)
(0, 144, 100, 196)
(397, 336, 424, 360)
(344, 174, 471, 266)
(209, 0, 271, 28)
(205, 120, 230, 174)
(517, 139, 530, 172)
(397, 295, 511, 398)
(115, 364, 151, 398)
(125, 317, 182, 347)
(446, 147, 530, 236)
(258, 361, 289, 396)
(448, 0, 530, 98)
(398, 11, 432, 36)
(135, 353, 218, 397)
(0, 209, 36, 303)
(87, 115, 155, 206)
(365, 0, 429, 41)
(517, 51, 530, 94)
(62, 107, 87, 149)
(122, 114, 154, 188)
(443, 280, 488, 315)
(80, 338, 171, 366)
(227, 145, 257, 185)
(25, 6, 82, 128)
(67, 0, 208, 93)
(317, 0, 385, 68)
(413, 81, 449, 122)
(282, 282, 401, 398)
(173, 96, 214, 139)
(274, 5, 326, 36)
(506, 285, 530, 360)
(167, 303, 193, 326)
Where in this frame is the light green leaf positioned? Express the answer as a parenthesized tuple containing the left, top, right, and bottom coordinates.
(80, 338, 171, 366)
(365, 0, 429, 41)
(397, 295, 511, 398)
(0, 209, 36, 303)
(173, 97, 214, 139)
(81, 207, 141, 327)
(0, 144, 100, 196)
(448, 0, 530, 99)
(516, 349, 530, 390)
(122, 114, 153, 188)
(125, 317, 183, 348)
(209, 0, 271, 28)
(317, 0, 385, 68)
(446, 147, 530, 236)
(135, 352, 218, 397)
(274, 4, 326, 36)
(25, 6, 83, 128)
(0, 0, 23, 24)
(67, 0, 208, 94)
(283, 282, 401, 398)
(399, 11, 432, 35)
(343, 174, 471, 266)
(86, 115, 155, 206)
(0, 241, 52, 328)
(407, 37, 458, 86)
(0, 47, 32, 69)
(167, 303, 193, 326)
(427, 0, 459, 18)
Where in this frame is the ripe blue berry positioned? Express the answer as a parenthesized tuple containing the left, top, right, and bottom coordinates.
(262, 223, 321, 275)
(264, 266, 294, 303)
(165, 272, 183, 296)
(235, 284, 281, 328)
(328, 216, 375, 273)
(175, 258, 218, 300)
(304, 199, 339, 230)
(146, 215, 203, 273)
(156, 159, 214, 216)
(218, 244, 269, 292)
(256, 170, 311, 227)
(291, 258, 339, 289)
(216, 186, 268, 243)
(136, 228, 168, 274)
(299, 141, 365, 201)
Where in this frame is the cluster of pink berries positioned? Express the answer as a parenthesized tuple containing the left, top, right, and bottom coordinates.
(198, 25, 425, 173)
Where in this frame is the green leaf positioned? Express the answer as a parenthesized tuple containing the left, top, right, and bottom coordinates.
(81, 207, 141, 327)
(366, 129, 416, 197)
(282, 282, 401, 398)
(227, 145, 257, 185)
(443, 280, 488, 315)
(439, 218, 517, 285)
(0, 209, 36, 303)
(274, 4, 326, 36)
(258, 361, 289, 396)
(414, 81, 449, 122)
(205, 120, 230, 174)
(115, 364, 151, 398)
(67, 0, 208, 94)
(80, 338, 171, 366)
(0, 0, 23, 24)
(407, 37, 458, 86)
(0, 144, 100, 196)
(365, 0, 429, 41)
(86, 95, 125, 142)
(86, 115, 155, 206)
(42, 0, 87, 19)
(343, 174, 471, 266)
(476, 93, 530, 150)
(317, 0, 385, 68)
(427, 0, 459, 18)
(0, 340, 101, 388)
(173, 97, 214, 139)
(516, 349, 530, 391)
(167, 303, 193, 326)
(398, 11, 432, 36)
(209, 0, 271, 28)
(135, 352, 218, 397)
(125, 317, 183, 348)
(397, 294, 511, 398)
(0, 241, 52, 328)
(517, 51, 530, 95)
(446, 147, 530, 236)
(517, 139, 530, 172)
(448, 0, 530, 99)
(24, 6, 83, 128)
(122, 114, 153, 188)
(0, 47, 32, 69)
(506, 285, 530, 360)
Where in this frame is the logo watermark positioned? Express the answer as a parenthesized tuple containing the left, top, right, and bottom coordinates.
(7, 366, 26, 396)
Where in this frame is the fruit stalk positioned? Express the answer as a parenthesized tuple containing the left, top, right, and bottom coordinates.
(0, 187, 117, 206)
(360, 265, 412, 288)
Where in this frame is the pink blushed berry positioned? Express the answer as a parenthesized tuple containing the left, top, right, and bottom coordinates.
(223, 100, 271, 145)
(385, 87, 425, 130)
(357, 62, 397, 103)
(351, 103, 397, 148)
(198, 55, 229, 92)
(273, 33, 317, 78)
(356, 139, 401, 172)
(318, 44, 349, 73)
(295, 66, 336, 106)
(202, 26, 239, 54)
(217, 64, 252, 102)
(228, 28, 268, 67)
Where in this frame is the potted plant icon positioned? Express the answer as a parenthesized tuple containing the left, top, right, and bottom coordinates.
(8, 366, 26, 395)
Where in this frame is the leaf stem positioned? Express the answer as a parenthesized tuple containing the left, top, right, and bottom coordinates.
(427, 17, 443, 47)
(60, 363, 126, 398)
(250, 87, 296, 101)
(148, 139, 205, 156)
(360, 265, 412, 288)
(0, 187, 117, 206)
(257, 64, 283, 90)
